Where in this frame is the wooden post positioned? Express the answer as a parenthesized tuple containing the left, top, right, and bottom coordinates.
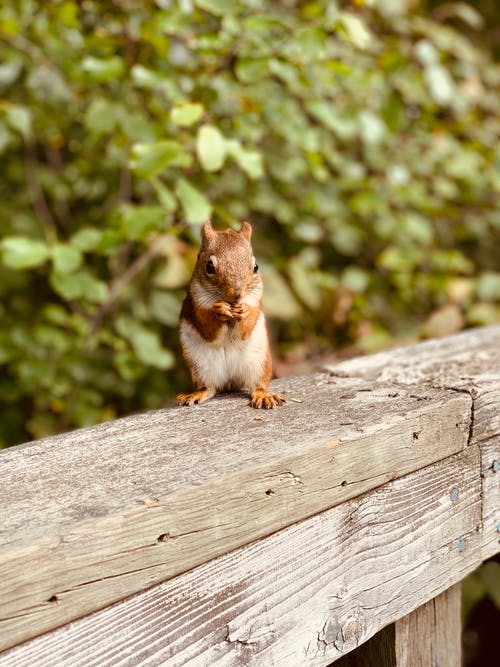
(335, 584, 462, 667)
(396, 584, 462, 667)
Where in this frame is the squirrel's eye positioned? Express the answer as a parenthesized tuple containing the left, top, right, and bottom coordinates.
(253, 263, 259, 274)
(206, 259, 216, 275)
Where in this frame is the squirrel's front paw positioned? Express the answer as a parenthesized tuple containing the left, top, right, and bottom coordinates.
(231, 302, 250, 320)
(213, 301, 233, 321)
(250, 389, 286, 409)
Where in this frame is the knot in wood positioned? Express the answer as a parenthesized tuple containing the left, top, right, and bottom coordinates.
(319, 607, 365, 653)
(334, 608, 365, 653)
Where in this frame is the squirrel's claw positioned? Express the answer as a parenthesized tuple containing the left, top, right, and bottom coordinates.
(231, 302, 250, 320)
(213, 301, 233, 321)
(250, 389, 286, 409)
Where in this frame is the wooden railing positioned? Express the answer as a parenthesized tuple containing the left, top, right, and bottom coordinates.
(0, 325, 499, 666)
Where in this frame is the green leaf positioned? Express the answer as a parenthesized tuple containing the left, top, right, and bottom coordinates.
(261, 263, 301, 319)
(175, 178, 211, 224)
(170, 103, 204, 127)
(150, 291, 181, 327)
(378, 246, 423, 271)
(196, 124, 227, 172)
(151, 179, 177, 213)
(1, 236, 50, 269)
(342, 267, 370, 292)
(289, 258, 322, 310)
(195, 0, 234, 16)
(225, 139, 264, 179)
(70, 228, 103, 252)
(477, 272, 500, 301)
(0, 60, 22, 88)
(50, 271, 84, 300)
(5, 104, 32, 138)
(82, 56, 124, 82)
(50, 270, 108, 303)
(130, 140, 192, 177)
(359, 111, 386, 145)
(51, 243, 83, 273)
(296, 27, 326, 62)
(339, 13, 371, 49)
(236, 59, 268, 83)
(121, 205, 166, 241)
(84, 99, 123, 135)
(131, 64, 165, 88)
(116, 317, 174, 369)
(425, 63, 455, 106)
(27, 65, 72, 104)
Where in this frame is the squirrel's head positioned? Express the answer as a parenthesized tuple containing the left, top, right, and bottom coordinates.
(192, 220, 262, 306)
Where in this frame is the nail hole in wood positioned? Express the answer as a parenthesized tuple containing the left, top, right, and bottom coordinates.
(341, 480, 347, 487)
(157, 533, 170, 543)
(47, 595, 58, 603)
(265, 489, 275, 496)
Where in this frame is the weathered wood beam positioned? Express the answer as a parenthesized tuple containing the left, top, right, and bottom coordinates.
(1, 325, 498, 661)
(328, 324, 500, 561)
(0, 374, 471, 648)
(0, 376, 471, 651)
(0, 449, 480, 666)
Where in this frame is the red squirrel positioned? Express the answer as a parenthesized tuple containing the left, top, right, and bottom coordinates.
(177, 221, 285, 409)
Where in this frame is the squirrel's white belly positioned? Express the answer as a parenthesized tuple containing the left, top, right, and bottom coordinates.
(180, 313, 268, 391)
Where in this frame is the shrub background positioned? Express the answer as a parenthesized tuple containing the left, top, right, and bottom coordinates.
(1, 0, 500, 448)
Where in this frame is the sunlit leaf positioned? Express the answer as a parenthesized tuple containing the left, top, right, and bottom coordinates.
(1, 237, 49, 269)
(84, 99, 123, 135)
(130, 141, 192, 177)
(82, 56, 124, 82)
(70, 228, 103, 252)
(50, 270, 108, 303)
(150, 291, 181, 327)
(116, 317, 174, 369)
(225, 139, 264, 179)
(170, 103, 204, 127)
(51, 243, 83, 273)
(339, 13, 371, 49)
(175, 178, 211, 224)
(425, 63, 455, 106)
(121, 205, 166, 241)
(5, 104, 31, 138)
(196, 124, 227, 172)
(195, 0, 234, 16)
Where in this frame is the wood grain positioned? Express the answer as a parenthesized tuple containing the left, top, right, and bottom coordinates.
(335, 584, 461, 667)
(394, 583, 461, 667)
(328, 324, 500, 562)
(327, 324, 500, 386)
(0, 449, 481, 666)
(0, 377, 471, 651)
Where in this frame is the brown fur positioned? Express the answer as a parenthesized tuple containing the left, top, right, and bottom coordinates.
(180, 293, 224, 343)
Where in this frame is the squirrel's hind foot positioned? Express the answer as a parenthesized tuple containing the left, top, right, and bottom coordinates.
(250, 389, 286, 410)
(177, 388, 215, 406)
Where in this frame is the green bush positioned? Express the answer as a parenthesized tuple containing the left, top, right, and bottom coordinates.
(1, 0, 500, 446)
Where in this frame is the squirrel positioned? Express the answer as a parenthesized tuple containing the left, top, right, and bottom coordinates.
(177, 220, 285, 409)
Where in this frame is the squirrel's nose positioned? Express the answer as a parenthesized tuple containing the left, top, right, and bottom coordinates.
(232, 289, 242, 302)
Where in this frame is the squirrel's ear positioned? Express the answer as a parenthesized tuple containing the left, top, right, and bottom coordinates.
(201, 220, 214, 243)
(240, 221, 252, 241)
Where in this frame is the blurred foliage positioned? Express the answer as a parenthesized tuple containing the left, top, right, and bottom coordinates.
(463, 559, 500, 620)
(1, 0, 500, 446)
(427, 0, 500, 61)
